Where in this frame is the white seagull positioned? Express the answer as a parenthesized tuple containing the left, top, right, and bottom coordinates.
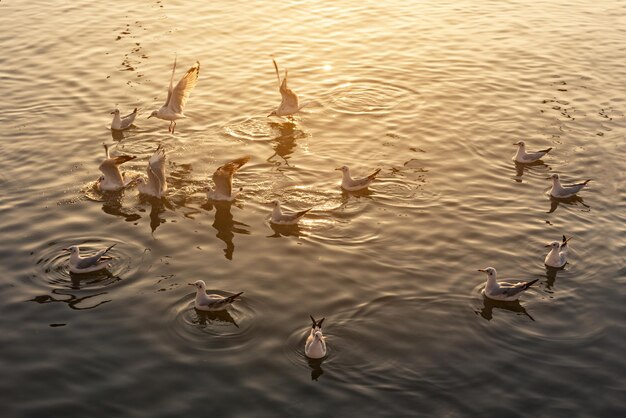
(110, 107, 138, 131)
(478, 267, 538, 302)
(96, 143, 137, 192)
(270, 200, 311, 225)
(513, 141, 552, 163)
(305, 316, 327, 359)
(64, 244, 115, 274)
(206, 156, 250, 201)
(136, 145, 168, 198)
(335, 165, 381, 191)
(548, 173, 591, 199)
(188, 280, 243, 311)
(148, 57, 200, 133)
(268, 58, 306, 117)
(544, 235, 571, 268)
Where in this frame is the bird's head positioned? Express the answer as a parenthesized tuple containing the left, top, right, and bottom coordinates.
(545, 241, 560, 249)
(148, 110, 158, 119)
(335, 165, 349, 173)
(63, 245, 79, 255)
(478, 267, 496, 278)
(314, 331, 323, 340)
(270, 200, 281, 208)
(549, 173, 559, 181)
(111, 109, 120, 115)
(513, 140, 525, 147)
(188, 280, 207, 290)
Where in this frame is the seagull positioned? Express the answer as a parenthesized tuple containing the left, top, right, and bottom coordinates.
(270, 200, 311, 225)
(110, 107, 138, 131)
(478, 267, 538, 302)
(188, 280, 243, 311)
(513, 141, 552, 163)
(136, 145, 167, 198)
(206, 156, 250, 201)
(96, 143, 137, 192)
(548, 173, 591, 198)
(268, 58, 307, 117)
(63, 244, 115, 274)
(335, 165, 381, 191)
(545, 235, 571, 268)
(305, 316, 327, 359)
(148, 57, 200, 133)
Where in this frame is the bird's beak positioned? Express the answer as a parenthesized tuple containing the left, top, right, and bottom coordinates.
(110, 111, 115, 115)
(334, 167, 342, 171)
(544, 244, 552, 248)
(147, 114, 153, 119)
(187, 283, 194, 286)
(477, 269, 486, 272)
(62, 248, 69, 251)
(513, 142, 519, 146)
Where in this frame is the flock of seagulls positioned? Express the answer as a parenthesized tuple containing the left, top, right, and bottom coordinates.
(63, 55, 593, 361)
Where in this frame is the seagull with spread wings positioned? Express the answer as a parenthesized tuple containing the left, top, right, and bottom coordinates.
(96, 143, 136, 192)
(206, 156, 250, 201)
(268, 58, 307, 117)
(148, 57, 200, 133)
(136, 145, 168, 198)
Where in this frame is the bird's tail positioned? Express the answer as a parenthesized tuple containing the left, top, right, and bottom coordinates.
(102, 244, 117, 256)
(226, 292, 244, 303)
(368, 168, 382, 180)
(296, 208, 312, 218)
(538, 147, 553, 153)
(523, 279, 539, 290)
(583, 179, 592, 185)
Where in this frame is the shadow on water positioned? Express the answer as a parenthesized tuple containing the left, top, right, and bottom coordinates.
(307, 358, 325, 381)
(545, 265, 565, 290)
(266, 121, 306, 167)
(547, 195, 590, 214)
(110, 129, 126, 142)
(268, 223, 304, 238)
(475, 297, 535, 321)
(101, 192, 142, 222)
(202, 201, 250, 260)
(29, 288, 111, 311)
(513, 161, 550, 183)
(193, 308, 240, 328)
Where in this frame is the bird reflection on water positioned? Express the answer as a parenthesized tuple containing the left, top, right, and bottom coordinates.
(307, 357, 325, 381)
(476, 297, 535, 321)
(545, 265, 564, 290)
(547, 194, 590, 214)
(193, 308, 239, 328)
(268, 223, 305, 238)
(29, 288, 111, 310)
(267, 121, 306, 167)
(203, 201, 250, 260)
(513, 161, 550, 183)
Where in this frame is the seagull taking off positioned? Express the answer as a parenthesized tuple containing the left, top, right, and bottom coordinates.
(136, 145, 167, 198)
(64, 244, 116, 274)
(97, 143, 137, 192)
(206, 156, 250, 201)
(148, 57, 200, 133)
(548, 173, 591, 198)
(513, 141, 552, 163)
(336, 165, 381, 191)
(270, 200, 311, 225)
(110, 108, 138, 131)
(188, 280, 243, 311)
(478, 267, 538, 302)
(268, 58, 306, 117)
(545, 235, 571, 268)
(305, 316, 327, 359)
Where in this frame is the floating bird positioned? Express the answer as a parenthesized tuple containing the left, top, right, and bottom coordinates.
(513, 141, 552, 163)
(478, 267, 538, 302)
(206, 156, 250, 201)
(96, 143, 136, 192)
(335, 165, 381, 191)
(148, 57, 200, 133)
(305, 316, 327, 359)
(270, 200, 311, 225)
(136, 145, 167, 198)
(544, 235, 571, 268)
(188, 280, 243, 311)
(548, 173, 591, 199)
(268, 58, 307, 117)
(64, 244, 116, 274)
(110, 108, 138, 131)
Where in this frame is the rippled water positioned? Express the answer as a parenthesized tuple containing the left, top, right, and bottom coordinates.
(2, 0, 625, 416)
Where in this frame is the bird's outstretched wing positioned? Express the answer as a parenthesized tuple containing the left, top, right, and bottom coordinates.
(212, 156, 250, 196)
(167, 60, 200, 115)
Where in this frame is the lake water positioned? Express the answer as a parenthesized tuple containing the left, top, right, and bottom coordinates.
(1, 0, 625, 416)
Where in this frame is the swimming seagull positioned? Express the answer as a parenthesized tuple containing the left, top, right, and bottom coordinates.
(63, 244, 116, 274)
(188, 280, 243, 311)
(335, 165, 381, 191)
(513, 141, 552, 163)
(305, 316, 327, 359)
(478, 267, 538, 302)
(548, 173, 591, 199)
(148, 57, 200, 133)
(544, 235, 571, 268)
(206, 156, 251, 201)
(268, 58, 307, 117)
(136, 145, 168, 198)
(270, 200, 311, 225)
(110, 108, 138, 131)
(96, 143, 137, 192)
